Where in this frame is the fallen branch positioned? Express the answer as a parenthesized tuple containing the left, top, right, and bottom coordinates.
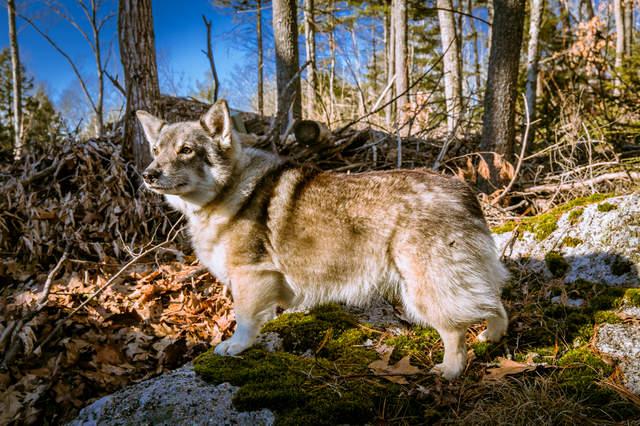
(523, 171, 640, 194)
(37, 249, 69, 309)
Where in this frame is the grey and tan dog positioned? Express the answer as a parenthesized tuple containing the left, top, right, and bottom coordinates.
(137, 100, 509, 379)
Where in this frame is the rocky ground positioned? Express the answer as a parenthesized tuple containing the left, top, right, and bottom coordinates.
(69, 193, 640, 425)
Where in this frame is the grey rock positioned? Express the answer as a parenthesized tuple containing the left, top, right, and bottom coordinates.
(596, 323, 640, 395)
(494, 194, 640, 286)
(68, 364, 274, 426)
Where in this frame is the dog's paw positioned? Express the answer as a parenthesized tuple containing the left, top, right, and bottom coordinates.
(430, 363, 463, 380)
(214, 338, 251, 356)
(477, 329, 504, 343)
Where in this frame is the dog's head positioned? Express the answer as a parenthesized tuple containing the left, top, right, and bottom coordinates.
(136, 100, 239, 200)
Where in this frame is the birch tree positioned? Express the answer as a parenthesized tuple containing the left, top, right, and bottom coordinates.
(303, 0, 316, 116)
(393, 0, 408, 127)
(7, 0, 22, 159)
(624, 0, 633, 56)
(437, 0, 462, 135)
(272, 0, 301, 124)
(524, 0, 544, 148)
(613, 0, 625, 93)
(119, 0, 160, 170)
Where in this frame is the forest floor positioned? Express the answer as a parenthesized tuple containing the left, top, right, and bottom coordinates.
(1, 134, 639, 424)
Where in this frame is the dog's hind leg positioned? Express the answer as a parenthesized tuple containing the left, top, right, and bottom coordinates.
(477, 302, 508, 343)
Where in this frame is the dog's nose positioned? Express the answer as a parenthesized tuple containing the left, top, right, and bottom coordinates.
(143, 168, 161, 183)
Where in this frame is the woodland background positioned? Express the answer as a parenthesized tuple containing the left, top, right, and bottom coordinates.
(0, 0, 639, 424)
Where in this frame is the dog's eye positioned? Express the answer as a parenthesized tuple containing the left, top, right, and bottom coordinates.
(179, 146, 193, 155)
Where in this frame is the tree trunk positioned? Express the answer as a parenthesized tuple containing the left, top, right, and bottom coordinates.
(437, 0, 463, 135)
(90, 1, 104, 137)
(272, 0, 301, 126)
(7, 0, 22, 160)
(393, 0, 408, 128)
(119, 0, 161, 171)
(385, 2, 395, 127)
(202, 16, 220, 102)
(613, 0, 625, 93)
(624, 0, 633, 56)
(303, 0, 316, 117)
(328, 0, 336, 122)
(468, 0, 481, 98)
(257, 0, 264, 117)
(524, 0, 544, 150)
(479, 0, 525, 192)
(582, 0, 595, 19)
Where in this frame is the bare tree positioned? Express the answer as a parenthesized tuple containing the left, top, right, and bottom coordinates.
(524, 0, 544, 149)
(202, 15, 220, 102)
(384, 1, 395, 127)
(393, 0, 408, 128)
(467, 0, 481, 96)
(303, 0, 316, 116)
(257, 0, 264, 117)
(7, 0, 22, 159)
(35, 0, 114, 137)
(437, 0, 463, 135)
(479, 0, 525, 192)
(624, 0, 633, 56)
(119, 0, 160, 171)
(272, 0, 301, 126)
(613, 0, 625, 93)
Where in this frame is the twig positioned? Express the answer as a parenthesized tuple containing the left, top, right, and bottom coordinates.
(33, 222, 185, 356)
(493, 94, 532, 205)
(201, 15, 220, 102)
(523, 171, 640, 194)
(36, 249, 69, 309)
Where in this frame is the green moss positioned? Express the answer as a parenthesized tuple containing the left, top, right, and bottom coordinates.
(596, 202, 618, 212)
(568, 208, 584, 225)
(491, 221, 517, 234)
(623, 288, 640, 307)
(545, 251, 570, 277)
(194, 305, 389, 425)
(562, 237, 583, 248)
(385, 327, 441, 359)
(594, 310, 622, 324)
(557, 348, 614, 404)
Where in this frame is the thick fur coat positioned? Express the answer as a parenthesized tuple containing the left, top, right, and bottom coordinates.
(137, 101, 509, 379)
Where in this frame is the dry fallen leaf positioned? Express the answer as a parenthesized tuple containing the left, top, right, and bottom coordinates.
(368, 350, 422, 384)
(483, 357, 536, 381)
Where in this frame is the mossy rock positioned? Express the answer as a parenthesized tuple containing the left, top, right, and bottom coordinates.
(557, 348, 615, 404)
(596, 202, 618, 212)
(561, 236, 583, 248)
(194, 305, 419, 425)
(492, 193, 616, 240)
(623, 288, 640, 307)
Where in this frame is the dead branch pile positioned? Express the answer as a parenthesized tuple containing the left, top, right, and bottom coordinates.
(0, 135, 182, 280)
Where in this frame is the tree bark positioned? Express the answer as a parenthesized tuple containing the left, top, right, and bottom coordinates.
(479, 0, 525, 192)
(624, 0, 633, 56)
(524, 0, 544, 150)
(272, 0, 301, 126)
(613, 0, 625, 93)
(303, 0, 316, 117)
(7, 0, 22, 160)
(257, 0, 264, 116)
(437, 0, 463, 135)
(328, 0, 336, 122)
(385, 2, 395, 127)
(468, 0, 481, 98)
(119, 0, 161, 171)
(89, 0, 104, 137)
(393, 0, 408, 128)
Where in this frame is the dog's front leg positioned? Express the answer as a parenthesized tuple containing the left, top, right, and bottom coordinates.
(214, 270, 290, 356)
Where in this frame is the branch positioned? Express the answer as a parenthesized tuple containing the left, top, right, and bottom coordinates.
(202, 15, 220, 102)
(36, 249, 69, 309)
(105, 70, 126, 96)
(19, 13, 98, 113)
(523, 171, 640, 194)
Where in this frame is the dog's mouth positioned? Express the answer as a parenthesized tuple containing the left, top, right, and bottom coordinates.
(146, 182, 188, 193)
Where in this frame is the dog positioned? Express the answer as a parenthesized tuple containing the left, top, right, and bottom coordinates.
(137, 100, 509, 379)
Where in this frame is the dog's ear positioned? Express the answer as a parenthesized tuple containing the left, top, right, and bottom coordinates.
(200, 100, 232, 149)
(136, 111, 165, 145)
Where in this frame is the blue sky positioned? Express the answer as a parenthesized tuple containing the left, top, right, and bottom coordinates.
(0, 0, 264, 115)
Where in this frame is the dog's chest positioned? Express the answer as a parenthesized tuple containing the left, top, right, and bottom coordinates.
(188, 217, 230, 286)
